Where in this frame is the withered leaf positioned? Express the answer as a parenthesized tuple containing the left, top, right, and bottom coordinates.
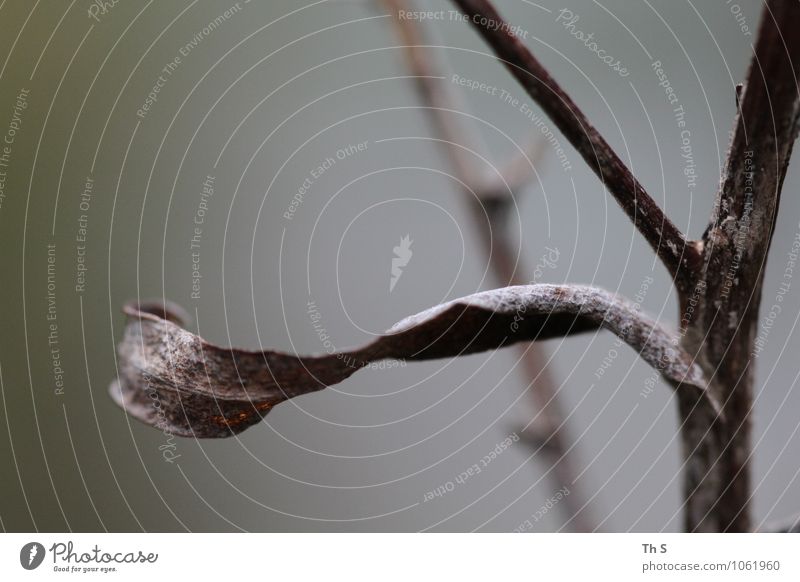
(110, 285, 718, 438)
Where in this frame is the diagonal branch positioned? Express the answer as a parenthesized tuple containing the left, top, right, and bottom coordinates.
(450, 0, 700, 288)
(383, 0, 485, 189)
(496, 134, 547, 195)
(382, 0, 539, 197)
(110, 286, 719, 439)
(383, 0, 592, 530)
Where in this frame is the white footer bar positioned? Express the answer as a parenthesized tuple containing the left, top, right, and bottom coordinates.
(1, 533, 796, 581)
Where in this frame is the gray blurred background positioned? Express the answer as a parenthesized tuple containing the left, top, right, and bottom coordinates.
(1, 0, 798, 532)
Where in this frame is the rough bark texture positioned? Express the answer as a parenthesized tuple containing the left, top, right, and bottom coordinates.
(681, 0, 800, 532)
(451, 0, 700, 287)
(111, 286, 716, 438)
(448, 0, 800, 534)
(108, 0, 800, 532)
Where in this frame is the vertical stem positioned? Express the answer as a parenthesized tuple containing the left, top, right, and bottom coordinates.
(682, 0, 800, 532)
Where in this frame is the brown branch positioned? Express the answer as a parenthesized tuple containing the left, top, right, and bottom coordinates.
(681, 0, 800, 533)
(450, 0, 700, 289)
(496, 134, 547, 194)
(382, 0, 592, 530)
(111, 286, 719, 438)
(710, 2, 800, 255)
(382, 0, 540, 196)
(382, 0, 489, 189)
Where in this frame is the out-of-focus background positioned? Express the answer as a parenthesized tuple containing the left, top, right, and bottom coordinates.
(1, 0, 798, 532)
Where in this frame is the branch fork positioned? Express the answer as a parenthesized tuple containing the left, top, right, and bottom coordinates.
(109, 0, 800, 532)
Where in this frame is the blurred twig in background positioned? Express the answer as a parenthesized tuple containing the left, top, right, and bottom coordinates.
(382, 0, 594, 532)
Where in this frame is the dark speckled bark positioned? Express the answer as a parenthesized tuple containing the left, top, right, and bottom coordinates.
(112, 286, 717, 439)
(450, 0, 800, 532)
(682, 0, 800, 532)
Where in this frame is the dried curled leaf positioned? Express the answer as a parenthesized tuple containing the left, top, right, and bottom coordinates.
(110, 285, 718, 438)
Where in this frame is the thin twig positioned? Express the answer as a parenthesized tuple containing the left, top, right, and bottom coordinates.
(496, 135, 547, 194)
(450, 0, 700, 289)
(383, 0, 594, 530)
